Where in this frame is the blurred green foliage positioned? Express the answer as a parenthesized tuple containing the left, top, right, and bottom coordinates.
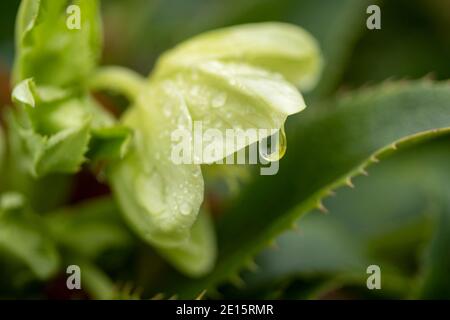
(0, 0, 449, 299)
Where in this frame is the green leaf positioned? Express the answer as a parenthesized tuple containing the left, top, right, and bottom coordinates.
(153, 22, 322, 91)
(88, 126, 132, 163)
(0, 192, 60, 280)
(10, 1, 127, 177)
(154, 81, 450, 297)
(44, 198, 135, 300)
(2, 106, 73, 212)
(45, 197, 134, 260)
(417, 177, 450, 299)
(10, 78, 130, 177)
(236, 138, 450, 299)
(10, 79, 91, 176)
(252, 217, 370, 278)
(13, 0, 101, 88)
(418, 205, 450, 299)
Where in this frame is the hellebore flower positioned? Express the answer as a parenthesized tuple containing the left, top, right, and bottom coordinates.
(102, 23, 322, 275)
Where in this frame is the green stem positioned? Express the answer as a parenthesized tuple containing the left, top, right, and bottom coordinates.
(89, 66, 146, 102)
(78, 258, 116, 300)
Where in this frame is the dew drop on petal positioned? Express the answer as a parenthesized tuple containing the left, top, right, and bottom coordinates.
(211, 92, 227, 108)
(259, 126, 287, 162)
(180, 203, 192, 216)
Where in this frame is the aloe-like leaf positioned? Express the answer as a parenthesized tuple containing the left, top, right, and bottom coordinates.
(251, 217, 370, 278)
(236, 138, 450, 299)
(14, 0, 101, 87)
(152, 81, 450, 297)
(415, 142, 450, 299)
(0, 192, 60, 280)
(219, 215, 372, 299)
(418, 203, 450, 299)
(153, 22, 322, 91)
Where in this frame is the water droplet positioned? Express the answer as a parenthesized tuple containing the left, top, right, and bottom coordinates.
(259, 126, 287, 162)
(180, 203, 191, 216)
(211, 92, 227, 108)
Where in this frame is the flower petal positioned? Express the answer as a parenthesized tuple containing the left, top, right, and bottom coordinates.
(109, 82, 204, 247)
(157, 61, 305, 163)
(153, 22, 322, 90)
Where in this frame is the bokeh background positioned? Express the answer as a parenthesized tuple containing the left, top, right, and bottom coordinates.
(0, 0, 449, 299)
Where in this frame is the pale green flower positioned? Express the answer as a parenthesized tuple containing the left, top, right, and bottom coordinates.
(100, 23, 322, 275)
